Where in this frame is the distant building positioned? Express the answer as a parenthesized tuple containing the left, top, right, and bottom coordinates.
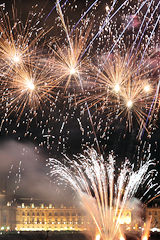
(145, 207, 160, 229)
(15, 203, 89, 231)
(0, 197, 132, 232)
(143, 196, 160, 232)
(0, 193, 16, 231)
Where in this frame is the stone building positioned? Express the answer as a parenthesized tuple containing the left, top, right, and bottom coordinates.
(15, 203, 89, 231)
(146, 207, 160, 229)
(0, 198, 132, 232)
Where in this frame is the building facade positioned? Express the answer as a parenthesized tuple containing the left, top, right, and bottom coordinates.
(0, 199, 132, 232)
(15, 203, 89, 231)
(146, 207, 160, 229)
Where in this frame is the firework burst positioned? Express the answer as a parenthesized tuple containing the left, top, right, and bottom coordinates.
(78, 51, 158, 134)
(1, 60, 58, 121)
(0, 3, 50, 78)
(48, 1, 92, 91)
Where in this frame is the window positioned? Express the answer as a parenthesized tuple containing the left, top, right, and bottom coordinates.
(49, 212, 52, 216)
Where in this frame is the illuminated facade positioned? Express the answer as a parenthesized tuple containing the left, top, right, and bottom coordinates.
(15, 203, 90, 231)
(146, 207, 160, 229)
(0, 200, 132, 232)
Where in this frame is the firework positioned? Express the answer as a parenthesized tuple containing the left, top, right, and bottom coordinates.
(1, 60, 58, 121)
(0, 3, 56, 122)
(0, 4, 48, 76)
(78, 51, 158, 134)
(48, 1, 92, 91)
(48, 148, 159, 240)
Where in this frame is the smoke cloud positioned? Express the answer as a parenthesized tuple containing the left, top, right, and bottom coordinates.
(0, 140, 76, 205)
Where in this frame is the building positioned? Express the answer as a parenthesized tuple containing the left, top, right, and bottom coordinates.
(0, 197, 132, 232)
(146, 207, 160, 229)
(15, 203, 89, 231)
(145, 197, 160, 230)
(0, 193, 16, 231)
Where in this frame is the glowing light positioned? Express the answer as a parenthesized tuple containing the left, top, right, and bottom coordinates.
(120, 236, 125, 240)
(144, 85, 150, 93)
(70, 67, 76, 75)
(25, 79, 35, 91)
(95, 234, 100, 240)
(142, 236, 148, 240)
(127, 100, 133, 108)
(12, 53, 21, 63)
(125, 216, 131, 225)
(106, 5, 110, 12)
(114, 84, 120, 93)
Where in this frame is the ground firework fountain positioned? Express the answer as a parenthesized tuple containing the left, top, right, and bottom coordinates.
(48, 148, 159, 240)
